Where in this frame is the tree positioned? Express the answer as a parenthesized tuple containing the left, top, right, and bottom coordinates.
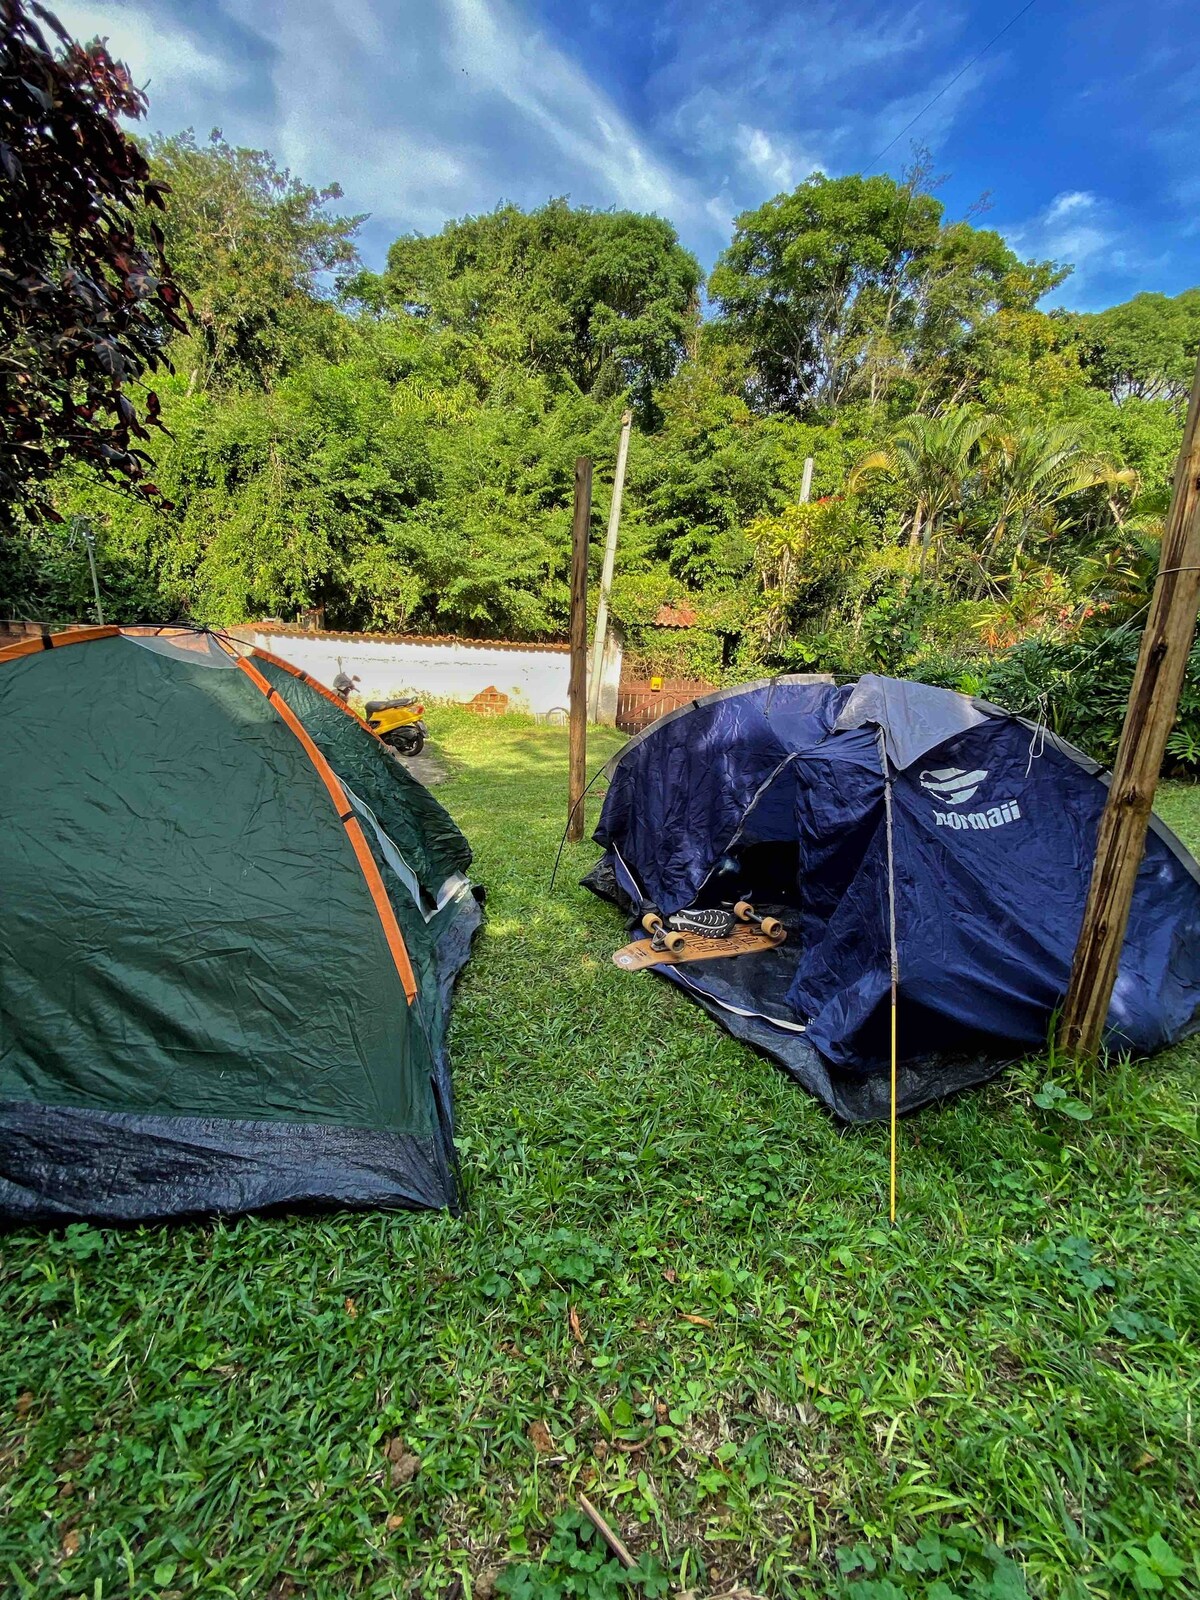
(979, 421, 1134, 569)
(745, 495, 866, 647)
(140, 130, 363, 393)
(631, 343, 789, 590)
(709, 171, 1063, 415)
(849, 408, 988, 565)
(0, 0, 189, 517)
(1080, 288, 1200, 405)
(366, 199, 701, 413)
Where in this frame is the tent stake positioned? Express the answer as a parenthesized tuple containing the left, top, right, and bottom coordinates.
(579, 1495, 635, 1569)
(567, 457, 592, 842)
(1059, 348, 1200, 1059)
(890, 976, 897, 1223)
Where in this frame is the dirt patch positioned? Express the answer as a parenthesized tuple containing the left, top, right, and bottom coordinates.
(393, 749, 449, 786)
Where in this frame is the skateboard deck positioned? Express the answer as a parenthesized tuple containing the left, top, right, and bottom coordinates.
(613, 923, 787, 971)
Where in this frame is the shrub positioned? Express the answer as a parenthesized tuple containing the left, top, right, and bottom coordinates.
(975, 625, 1200, 772)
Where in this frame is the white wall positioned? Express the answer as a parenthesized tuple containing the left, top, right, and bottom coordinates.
(242, 629, 615, 717)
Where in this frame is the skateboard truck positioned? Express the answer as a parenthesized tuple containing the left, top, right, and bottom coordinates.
(641, 910, 685, 953)
(733, 901, 785, 940)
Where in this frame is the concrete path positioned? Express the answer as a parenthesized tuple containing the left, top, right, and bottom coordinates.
(394, 748, 449, 786)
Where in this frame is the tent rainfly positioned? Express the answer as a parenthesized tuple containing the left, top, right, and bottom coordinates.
(584, 674, 1200, 1120)
(0, 626, 481, 1222)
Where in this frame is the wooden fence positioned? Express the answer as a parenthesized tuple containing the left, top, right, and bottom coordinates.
(615, 677, 715, 734)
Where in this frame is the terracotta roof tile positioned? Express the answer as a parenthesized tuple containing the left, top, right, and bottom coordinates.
(654, 603, 698, 629)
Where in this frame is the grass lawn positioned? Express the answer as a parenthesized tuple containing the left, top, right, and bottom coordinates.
(2, 709, 1199, 1600)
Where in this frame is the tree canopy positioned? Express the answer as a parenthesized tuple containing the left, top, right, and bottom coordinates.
(140, 129, 363, 393)
(708, 170, 1065, 415)
(364, 199, 702, 413)
(1081, 288, 1200, 404)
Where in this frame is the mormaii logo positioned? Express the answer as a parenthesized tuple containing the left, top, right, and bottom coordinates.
(919, 766, 988, 805)
(919, 765, 1023, 831)
(934, 800, 1022, 831)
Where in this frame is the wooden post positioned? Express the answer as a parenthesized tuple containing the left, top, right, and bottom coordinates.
(567, 456, 592, 842)
(73, 516, 104, 623)
(1059, 349, 1200, 1058)
(589, 409, 632, 722)
(800, 456, 814, 504)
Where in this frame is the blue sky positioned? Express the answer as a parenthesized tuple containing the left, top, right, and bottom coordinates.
(55, 0, 1199, 311)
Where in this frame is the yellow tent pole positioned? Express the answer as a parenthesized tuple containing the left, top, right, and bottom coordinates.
(890, 970, 898, 1222)
(881, 750, 899, 1223)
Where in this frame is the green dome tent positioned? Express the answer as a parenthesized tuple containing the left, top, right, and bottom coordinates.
(0, 626, 481, 1222)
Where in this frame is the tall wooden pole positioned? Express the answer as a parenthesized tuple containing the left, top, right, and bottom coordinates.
(589, 409, 632, 722)
(1059, 349, 1200, 1059)
(567, 456, 592, 842)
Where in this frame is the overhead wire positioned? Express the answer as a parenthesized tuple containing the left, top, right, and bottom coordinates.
(863, 0, 1042, 172)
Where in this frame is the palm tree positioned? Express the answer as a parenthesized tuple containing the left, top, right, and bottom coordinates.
(979, 422, 1136, 572)
(849, 409, 987, 572)
(1071, 484, 1165, 620)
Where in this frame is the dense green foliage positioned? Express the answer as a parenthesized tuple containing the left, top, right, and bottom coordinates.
(361, 198, 701, 415)
(1080, 288, 1200, 404)
(2, 122, 1197, 760)
(140, 130, 362, 394)
(2, 711, 1198, 1597)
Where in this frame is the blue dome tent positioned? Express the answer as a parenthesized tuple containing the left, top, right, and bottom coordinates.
(584, 674, 1200, 1120)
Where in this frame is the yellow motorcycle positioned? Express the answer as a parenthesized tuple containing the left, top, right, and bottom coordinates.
(366, 696, 427, 756)
(333, 674, 427, 757)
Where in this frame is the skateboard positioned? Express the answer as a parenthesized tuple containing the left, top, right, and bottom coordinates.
(613, 901, 786, 971)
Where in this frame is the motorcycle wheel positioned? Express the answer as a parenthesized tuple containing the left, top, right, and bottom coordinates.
(384, 728, 425, 757)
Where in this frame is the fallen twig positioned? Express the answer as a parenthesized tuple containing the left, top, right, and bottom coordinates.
(578, 1493, 635, 1569)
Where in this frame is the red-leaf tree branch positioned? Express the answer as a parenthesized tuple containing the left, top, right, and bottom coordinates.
(0, 0, 190, 518)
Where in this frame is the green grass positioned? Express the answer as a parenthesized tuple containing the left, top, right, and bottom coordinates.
(3, 712, 1199, 1600)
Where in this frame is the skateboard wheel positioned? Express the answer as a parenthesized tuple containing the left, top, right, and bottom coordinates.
(733, 900, 753, 921)
(760, 916, 784, 940)
(663, 930, 685, 952)
(642, 911, 662, 935)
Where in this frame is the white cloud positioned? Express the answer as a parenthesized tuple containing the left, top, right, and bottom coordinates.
(47, 0, 705, 259)
(1008, 189, 1112, 275)
(661, 85, 821, 239)
(39, 0, 1057, 283)
(644, 0, 991, 253)
(194, 0, 708, 259)
(648, 0, 975, 174)
(1043, 190, 1097, 227)
(734, 126, 800, 192)
(1002, 189, 1171, 310)
(441, 0, 686, 218)
(52, 0, 238, 97)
